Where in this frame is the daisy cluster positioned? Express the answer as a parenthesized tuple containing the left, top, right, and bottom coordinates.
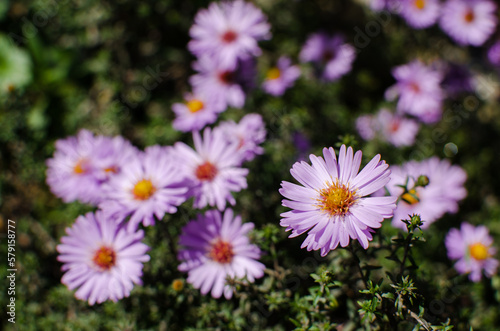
(48, 0, 500, 308)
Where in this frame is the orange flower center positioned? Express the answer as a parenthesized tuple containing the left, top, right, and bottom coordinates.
(469, 243, 489, 260)
(464, 9, 474, 23)
(409, 82, 421, 93)
(104, 165, 118, 174)
(414, 0, 425, 10)
(132, 179, 156, 200)
(73, 159, 89, 174)
(92, 246, 116, 270)
(389, 119, 401, 132)
(195, 162, 218, 181)
(218, 70, 235, 85)
(221, 30, 238, 43)
(266, 67, 281, 80)
(322, 50, 335, 62)
(209, 239, 234, 264)
(401, 189, 419, 205)
(317, 181, 357, 216)
(186, 99, 204, 113)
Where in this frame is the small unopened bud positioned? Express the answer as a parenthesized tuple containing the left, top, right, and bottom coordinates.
(416, 175, 429, 187)
(409, 214, 423, 228)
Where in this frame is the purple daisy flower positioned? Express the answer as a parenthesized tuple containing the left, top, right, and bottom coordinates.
(299, 32, 356, 82)
(171, 92, 225, 132)
(177, 209, 265, 299)
(441, 62, 474, 96)
(190, 55, 255, 109)
(385, 60, 444, 123)
(173, 127, 248, 210)
(439, 0, 497, 46)
(188, 0, 271, 70)
(356, 109, 420, 147)
(46, 130, 138, 205)
(400, 0, 440, 29)
(279, 145, 397, 256)
(57, 211, 150, 305)
(262, 56, 301, 96)
(445, 222, 498, 282)
(487, 40, 500, 67)
(218, 113, 266, 164)
(99, 145, 189, 231)
(379, 157, 467, 230)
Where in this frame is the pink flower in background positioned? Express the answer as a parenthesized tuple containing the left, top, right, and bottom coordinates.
(171, 92, 225, 132)
(99, 145, 188, 231)
(57, 211, 150, 305)
(300, 32, 356, 82)
(188, 0, 271, 69)
(279, 145, 397, 256)
(380, 157, 467, 229)
(356, 108, 420, 147)
(439, 0, 497, 46)
(46, 130, 138, 205)
(400, 0, 440, 29)
(190, 56, 255, 109)
(262, 56, 301, 96)
(446, 222, 498, 282)
(173, 128, 248, 210)
(385, 60, 444, 123)
(218, 113, 266, 164)
(487, 41, 500, 67)
(178, 209, 265, 299)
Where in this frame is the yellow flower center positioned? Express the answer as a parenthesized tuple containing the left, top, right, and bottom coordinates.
(401, 189, 419, 205)
(186, 99, 204, 113)
(195, 162, 218, 181)
(104, 166, 118, 174)
(266, 67, 281, 80)
(172, 279, 184, 291)
(414, 0, 425, 10)
(469, 243, 489, 261)
(132, 179, 156, 200)
(92, 246, 116, 270)
(73, 159, 88, 174)
(317, 181, 357, 216)
(209, 239, 234, 264)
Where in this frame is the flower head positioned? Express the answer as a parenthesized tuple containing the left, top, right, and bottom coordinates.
(177, 209, 265, 299)
(173, 127, 248, 210)
(400, 0, 441, 29)
(279, 145, 397, 256)
(172, 92, 226, 132)
(99, 145, 189, 231)
(379, 157, 467, 229)
(487, 40, 500, 67)
(218, 113, 266, 164)
(262, 56, 301, 96)
(356, 108, 420, 147)
(439, 0, 497, 46)
(385, 60, 444, 123)
(300, 32, 356, 82)
(445, 222, 498, 282)
(188, 0, 271, 69)
(57, 211, 150, 305)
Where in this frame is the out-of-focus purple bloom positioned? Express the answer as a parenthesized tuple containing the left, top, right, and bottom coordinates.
(440, 0, 497, 46)
(190, 56, 255, 109)
(441, 62, 475, 96)
(177, 209, 265, 299)
(446, 222, 498, 282)
(356, 108, 420, 147)
(400, 0, 440, 29)
(57, 211, 150, 305)
(292, 131, 311, 162)
(46, 130, 138, 205)
(188, 0, 271, 69)
(173, 128, 248, 210)
(99, 145, 188, 231)
(218, 113, 266, 164)
(279, 145, 397, 256)
(378, 157, 467, 229)
(385, 60, 444, 123)
(299, 32, 356, 82)
(262, 56, 301, 96)
(171, 93, 225, 132)
(487, 41, 500, 67)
